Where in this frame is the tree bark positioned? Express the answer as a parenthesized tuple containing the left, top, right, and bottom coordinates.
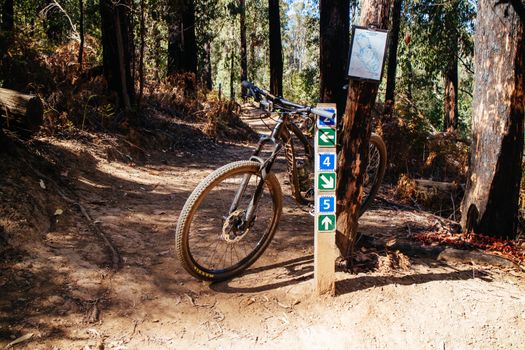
(460, 0, 524, 239)
(384, 0, 402, 115)
(443, 3, 459, 132)
(167, 0, 198, 74)
(1, 0, 14, 32)
(319, 0, 350, 117)
(78, 0, 84, 70)
(268, 0, 283, 96)
(240, 0, 248, 96)
(443, 59, 458, 132)
(0, 88, 44, 131)
(336, 0, 391, 257)
(230, 52, 235, 100)
(203, 41, 213, 90)
(100, 0, 135, 110)
(138, 0, 145, 106)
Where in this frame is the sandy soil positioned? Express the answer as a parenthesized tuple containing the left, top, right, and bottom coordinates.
(1, 115, 524, 350)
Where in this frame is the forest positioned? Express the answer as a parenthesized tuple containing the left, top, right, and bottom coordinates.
(0, 0, 525, 348)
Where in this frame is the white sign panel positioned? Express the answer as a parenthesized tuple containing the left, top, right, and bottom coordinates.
(347, 26, 388, 82)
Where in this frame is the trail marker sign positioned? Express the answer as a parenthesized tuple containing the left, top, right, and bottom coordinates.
(317, 195, 336, 213)
(314, 104, 338, 295)
(318, 128, 336, 147)
(318, 152, 336, 171)
(318, 173, 336, 191)
(318, 214, 336, 232)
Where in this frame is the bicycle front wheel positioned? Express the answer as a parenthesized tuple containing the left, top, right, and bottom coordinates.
(175, 161, 283, 281)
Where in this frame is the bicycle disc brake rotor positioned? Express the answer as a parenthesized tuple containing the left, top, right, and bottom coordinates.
(222, 209, 251, 243)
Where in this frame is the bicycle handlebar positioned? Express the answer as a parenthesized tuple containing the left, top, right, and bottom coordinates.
(241, 80, 335, 119)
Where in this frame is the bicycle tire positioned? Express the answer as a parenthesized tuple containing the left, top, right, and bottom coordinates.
(358, 133, 387, 217)
(175, 161, 283, 281)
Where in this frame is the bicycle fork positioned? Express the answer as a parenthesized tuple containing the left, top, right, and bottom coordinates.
(228, 120, 286, 229)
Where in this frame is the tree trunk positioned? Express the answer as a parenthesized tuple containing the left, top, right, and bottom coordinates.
(460, 0, 524, 239)
(78, 0, 84, 70)
(138, 0, 145, 106)
(443, 59, 458, 132)
(336, 0, 391, 257)
(0, 88, 44, 131)
(319, 0, 350, 117)
(268, 0, 283, 96)
(100, 0, 135, 110)
(383, 0, 402, 115)
(443, 3, 459, 132)
(203, 41, 213, 90)
(240, 0, 248, 96)
(230, 52, 235, 100)
(167, 0, 198, 75)
(1, 0, 14, 32)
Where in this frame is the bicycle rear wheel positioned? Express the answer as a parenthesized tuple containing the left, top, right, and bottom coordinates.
(358, 133, 387, 216)
(175, 161, 283, 281)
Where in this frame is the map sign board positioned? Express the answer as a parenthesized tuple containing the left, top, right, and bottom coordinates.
(347, 26, 389, 82)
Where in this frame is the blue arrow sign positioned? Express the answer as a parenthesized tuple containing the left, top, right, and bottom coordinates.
(318, 195, 335, 213)
(318, 153, 336, 171)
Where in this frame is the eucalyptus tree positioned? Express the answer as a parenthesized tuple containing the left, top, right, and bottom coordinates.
(319, 0, 349, 115)
(460, 0, 524, 239)
(336, 0, 390, 257)
(268, 0, 283, 95)
(100, 0, 135, 111)
(167, 0, 198, 74)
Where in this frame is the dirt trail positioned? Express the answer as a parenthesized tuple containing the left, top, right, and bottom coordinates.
(1, 114, 525, 349)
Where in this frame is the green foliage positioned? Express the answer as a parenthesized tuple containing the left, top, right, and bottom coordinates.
(394, 0, 476, 134)
(1, 0, 478, 141)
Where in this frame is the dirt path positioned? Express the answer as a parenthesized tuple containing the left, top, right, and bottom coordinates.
(1, 116, 525, 349)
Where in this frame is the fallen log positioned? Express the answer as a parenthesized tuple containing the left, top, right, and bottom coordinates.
(0, 87, 44, 132)
(414, 179, 461, 192)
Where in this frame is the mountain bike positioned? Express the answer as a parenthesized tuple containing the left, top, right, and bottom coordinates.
(175, 81, 387, 281)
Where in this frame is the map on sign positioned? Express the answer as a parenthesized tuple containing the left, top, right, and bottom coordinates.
(348, 26, 388, 81)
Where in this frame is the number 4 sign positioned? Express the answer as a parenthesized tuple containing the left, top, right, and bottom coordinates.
(318, 153, 336, 171)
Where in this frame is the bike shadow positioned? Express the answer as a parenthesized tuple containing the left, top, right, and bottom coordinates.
(210, 254, 314, 293)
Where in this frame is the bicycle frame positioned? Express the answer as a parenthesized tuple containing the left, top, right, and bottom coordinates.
(229, 113, 310, 229)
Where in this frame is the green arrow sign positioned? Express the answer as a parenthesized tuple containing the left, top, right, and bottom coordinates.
(318, 214, 336, 232)
(317, 172, 336, 191)
(318, 128, 336, 147)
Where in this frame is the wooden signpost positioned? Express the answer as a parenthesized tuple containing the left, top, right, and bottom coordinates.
(314, 103, 337, 295)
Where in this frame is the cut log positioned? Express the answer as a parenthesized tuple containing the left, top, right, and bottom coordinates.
(414, 179, 461, 192)
(0, 88, 44, 131)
